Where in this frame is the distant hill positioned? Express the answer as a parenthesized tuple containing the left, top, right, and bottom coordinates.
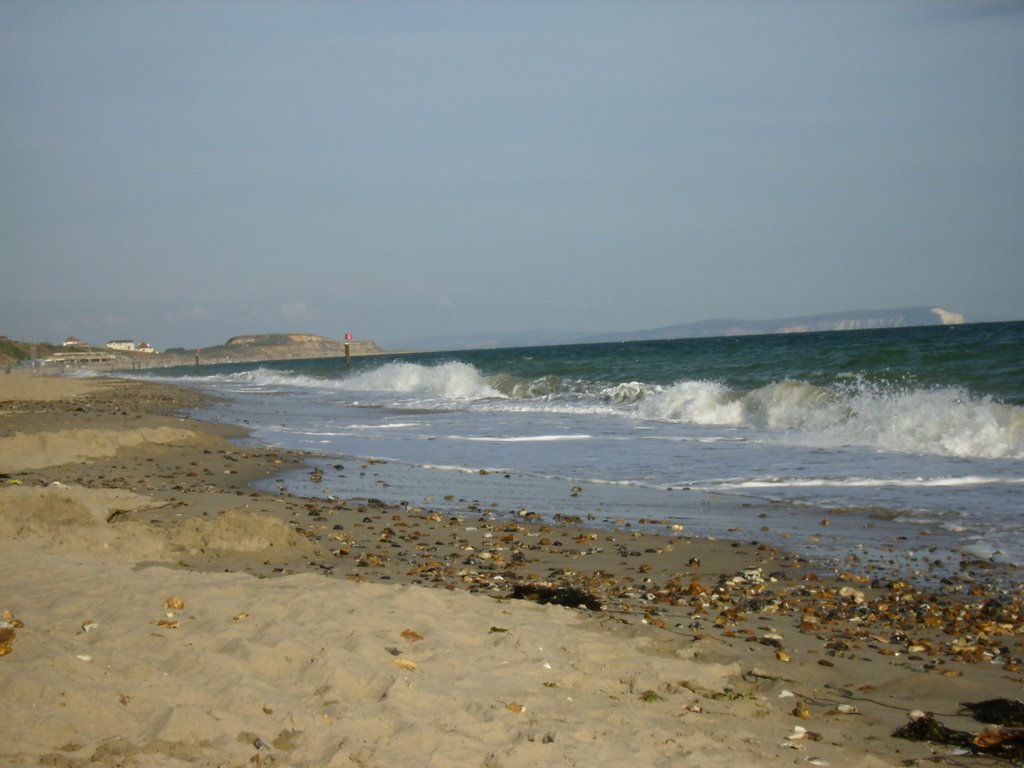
(400, 306, 966, 351)
(0, 337, 66, 366)
(163, 333, 383, 364)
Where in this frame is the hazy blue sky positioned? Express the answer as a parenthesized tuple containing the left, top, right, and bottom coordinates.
(2, 1, 1022, 350)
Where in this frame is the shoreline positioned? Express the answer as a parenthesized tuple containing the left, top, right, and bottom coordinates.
(2, 371, 1022, 767)
(258, 454, 1014, 592)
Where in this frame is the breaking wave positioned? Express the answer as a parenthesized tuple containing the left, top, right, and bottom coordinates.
(340, 361, 501, 399)
(635, 378, 1023, 459)
(169, 363, 502, 399)
(157, 361, 1024, 460)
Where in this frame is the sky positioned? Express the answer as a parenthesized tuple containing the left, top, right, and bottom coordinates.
(1, 0, 1022, 351)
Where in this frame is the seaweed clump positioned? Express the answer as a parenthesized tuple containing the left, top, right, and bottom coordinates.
(509, 583, 603, 611)
(958, 699, 1024, 728)
(894, 703, 1024, 762)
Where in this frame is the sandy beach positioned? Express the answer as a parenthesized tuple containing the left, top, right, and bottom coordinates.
(1, 369, 1022, 767)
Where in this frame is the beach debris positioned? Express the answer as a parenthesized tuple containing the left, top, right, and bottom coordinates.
(893, 713, 1024, 761)
(81, 620, 99, 633)
(959, 699, 1024, 727)
(151, 619, 180, 629)
(739, 567, 764, 584)
(838, 586, 865, 604)
(506, 702, 526, 713)
(0, 611, 23, 657)
(792, 701, 812, 719)
(400, 628, 424, 642)
(786, 726, 821, 741)
(509, 583, 603, 611)
(893, 715, 973, 748)
(392, 658, 417, 671)
(570, 486, 582, 497)
(309, 467, 323, 483)
(489, 626, 510, 633)
(233, 612, 250, 621)
(163, 596, 185, 611)
(710, 689, 758, 702)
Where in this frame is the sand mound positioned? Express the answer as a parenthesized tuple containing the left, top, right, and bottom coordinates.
(0, 427, 200, 472)
(0, 485, 172, 560)
(0, 486, 315, 565)
(169, 508, 317, 558)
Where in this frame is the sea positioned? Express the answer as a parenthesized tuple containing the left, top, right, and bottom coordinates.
(134, 321, 1024, 584)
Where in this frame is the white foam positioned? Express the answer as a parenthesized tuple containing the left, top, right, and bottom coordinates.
(344, 423, 423, 430)
(450, 435, 593, 443)
(631, 377, 1024, 460)
(723, 475, 1024, 490)
(342, 361, 501, 399)
(635, 380, 745, 425)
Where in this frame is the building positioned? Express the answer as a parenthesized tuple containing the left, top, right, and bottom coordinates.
(63, 336, 87, 347)
(106, 340, 136, 351)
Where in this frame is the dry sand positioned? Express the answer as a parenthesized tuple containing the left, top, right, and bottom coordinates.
(1, 369, 1022, 767)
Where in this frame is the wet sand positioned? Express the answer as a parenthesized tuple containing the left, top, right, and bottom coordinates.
(1, 370, 1022, 767)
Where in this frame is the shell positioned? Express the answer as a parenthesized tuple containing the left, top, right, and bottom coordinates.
(0, 627, 14, 657)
